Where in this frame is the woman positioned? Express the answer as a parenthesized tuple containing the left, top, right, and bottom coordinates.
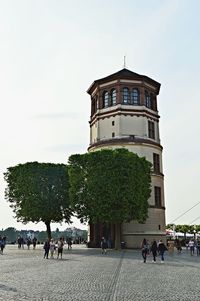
(141, 238, 149, 263)
(150, 240, 158, 262)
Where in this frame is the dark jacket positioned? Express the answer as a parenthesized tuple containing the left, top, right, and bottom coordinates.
(158, 242, 167, 253)
(43, 241, 50, 251)
(150, 242, 158, 253)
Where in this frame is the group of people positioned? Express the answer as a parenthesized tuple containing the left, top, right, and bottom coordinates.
(141, 238, 168, 263)
(17, 236, 37, 249)
(43, 237, 73, 259)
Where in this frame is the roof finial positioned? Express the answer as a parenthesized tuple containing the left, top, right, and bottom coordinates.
(123, 55, 126, 68)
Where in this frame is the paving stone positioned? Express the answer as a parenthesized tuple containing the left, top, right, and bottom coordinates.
(0, 245, 200, 300)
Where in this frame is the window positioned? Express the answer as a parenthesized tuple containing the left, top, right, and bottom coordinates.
(148, 121, 155, 139)
(145, 91, 152, 109)
(122, 87, 130, 104)
(91, 100, 95, 115)
(131, 88, 140, 105)
(112, 121, 115, 126)
(111, 89, 117, 106)
(112, 132, 115, 137)
(153, 153, 160, 173)
(103, 91, 109, 108)
(154, 186, 161, 207)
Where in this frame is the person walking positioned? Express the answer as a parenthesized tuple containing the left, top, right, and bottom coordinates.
(150, 240, 158, 263)
(196, 240, 200, 256)
(158, 239, 168, 263)
(101, 237, 107, 255)
(57, 237, 64, 259)
(0, 236, 5, 255)
(50, 239, 56, 259)
(43, 239, 50, 259)
(67, 237, 72, 250)
(32, 237, 37, 250)
(141, 238, 149, 263)
(26, 238, 31, 250)
(188, 239, 195, 256)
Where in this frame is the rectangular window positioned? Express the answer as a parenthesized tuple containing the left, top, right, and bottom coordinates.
(112, 121, 115, 126)
(148, 121, 155, 139)
(112, 132, 115, 137)
(154, 186, 161, 207)
(153, 153, 160, 173)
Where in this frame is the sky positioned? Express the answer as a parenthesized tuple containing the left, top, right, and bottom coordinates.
(0, 0, 200, 232)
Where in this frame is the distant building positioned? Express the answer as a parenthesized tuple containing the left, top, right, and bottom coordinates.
(87, 68, 166, 248)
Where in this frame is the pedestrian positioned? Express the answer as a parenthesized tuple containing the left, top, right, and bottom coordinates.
(57, 237, 64, 259)
(188, 239, 195, 256)
(158, 239, 168, 263)
(50, 239, 56, 258)
(141, 238, 149, 263)
(101, 237, 107, 255)
(32, 237, 37, 250)
(21, 237, 25, 249)
(26, 238, 31, 250)
(175, 239, 182, 254)
(67, 237, 72, 250)
(150, 240, 158, 263)
(43, 239, 50, 259)
(17, 236, 22, 249)
(196, 240, 200, 256)
(0, 236, 5, 255)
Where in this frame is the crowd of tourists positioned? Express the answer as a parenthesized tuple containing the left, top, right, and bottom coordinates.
(17, 236, 37, 249)
(175, 238, 200, 256)
(140, 237, 200, 263)
(141, 238, 168, 263)
(15, 235, 73, 259)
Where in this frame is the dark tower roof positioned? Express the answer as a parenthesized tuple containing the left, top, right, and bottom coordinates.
(87, 68, 161, 95)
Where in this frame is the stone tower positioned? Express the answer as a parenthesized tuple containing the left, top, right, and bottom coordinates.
(87, 68, 166, 248)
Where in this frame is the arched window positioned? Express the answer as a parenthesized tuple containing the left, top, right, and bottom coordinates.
(131, 88, 140, 105)
(122, 87, 130, 104)
(103, 91, 109, 108)
(145, 91, 151, 109)
(111, 89, 116, 106)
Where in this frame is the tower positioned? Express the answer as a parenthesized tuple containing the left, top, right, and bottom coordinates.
(87, 68, 166, 248)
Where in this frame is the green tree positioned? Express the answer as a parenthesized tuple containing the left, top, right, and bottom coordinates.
(4, 162, 72, 239)
(37, 231, 47, 243)
(2, 227, 17, 242)
(175, 224, 191, 239)
(166, 224, 175, 230)
(68, 149, 152, 249)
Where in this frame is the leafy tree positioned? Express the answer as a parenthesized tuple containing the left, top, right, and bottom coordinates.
(2, 227, 17, 242)
(37, 231, 47, 243)
(166, 224, 175, 230)
(68, 149, 152, 248)
(4, 162, 72, 239)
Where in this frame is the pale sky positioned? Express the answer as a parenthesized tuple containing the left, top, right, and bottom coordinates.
(0, 0, 200, 232)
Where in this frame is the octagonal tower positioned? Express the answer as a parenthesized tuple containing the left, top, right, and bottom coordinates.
(87, 68, 166, 248)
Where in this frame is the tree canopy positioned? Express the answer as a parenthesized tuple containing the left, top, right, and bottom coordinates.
(4, 162, 72, 238)
(68, 148, 152, 248)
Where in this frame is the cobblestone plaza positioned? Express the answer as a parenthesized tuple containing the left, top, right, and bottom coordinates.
(0, 245, 199, 301)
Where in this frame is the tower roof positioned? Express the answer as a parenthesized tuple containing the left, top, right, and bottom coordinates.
(87, 68, 161, 95)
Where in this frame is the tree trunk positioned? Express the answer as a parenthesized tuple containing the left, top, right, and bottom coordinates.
(114, 223, 121, 249)
(45, 221, 51, 240)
